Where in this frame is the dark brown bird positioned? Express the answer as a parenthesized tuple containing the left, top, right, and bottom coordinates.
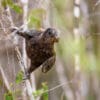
(11, 27, 59, 79)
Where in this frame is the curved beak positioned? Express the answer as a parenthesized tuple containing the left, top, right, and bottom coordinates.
(54, 29, 60, 42)
(55, 35, 59, 42)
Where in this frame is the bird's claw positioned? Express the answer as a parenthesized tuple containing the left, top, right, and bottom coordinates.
(23, 73, 30, 80)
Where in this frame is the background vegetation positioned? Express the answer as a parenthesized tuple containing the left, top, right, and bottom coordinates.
(0, 0, 100, 100)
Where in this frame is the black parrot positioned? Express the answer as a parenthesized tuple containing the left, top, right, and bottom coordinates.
(11, 27, 59, 79)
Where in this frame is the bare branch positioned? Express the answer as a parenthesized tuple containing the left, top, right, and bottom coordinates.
(0, 65, 11, 91)
(20, 0, 36, 100)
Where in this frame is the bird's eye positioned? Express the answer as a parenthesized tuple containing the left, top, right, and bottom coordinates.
(47, 29, 53, 35)
(48, 31, 52, 35)
(44, 28, 53, 37)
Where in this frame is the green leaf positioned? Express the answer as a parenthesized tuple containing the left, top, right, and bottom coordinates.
(28, 16, 41, 28)
(1, 0, 13, 8)
(33, 82, 48, 100)
(28, 8, 46, 28)
(33, 89, 44, 97)
(1, 0, 22, 13)
(42, 83, 48, 100)
(11, 4, 22, 13)
(4, 91, 13, 100)
(15, 71, 23, 84)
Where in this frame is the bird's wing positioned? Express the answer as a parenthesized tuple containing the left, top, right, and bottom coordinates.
(17, 29, 42, 40)
(29, 30, 42, 37)
(11, 27, 43, 40)
(41, 56, 56, 73)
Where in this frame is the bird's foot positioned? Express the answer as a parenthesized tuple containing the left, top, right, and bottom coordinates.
(42, 65, 51, 73)
(41, 56, 55, 73)
(23, 72, 30, 80)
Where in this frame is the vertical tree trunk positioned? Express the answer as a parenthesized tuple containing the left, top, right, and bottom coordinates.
(73, 0, 82, 100)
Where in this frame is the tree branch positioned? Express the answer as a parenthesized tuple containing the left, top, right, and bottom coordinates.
(0, 65, 11, 91)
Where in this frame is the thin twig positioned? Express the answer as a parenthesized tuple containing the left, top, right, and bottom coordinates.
(34, 79, 74, 98)
(21, 0, 35, 100)
(0, 65, 11, 91)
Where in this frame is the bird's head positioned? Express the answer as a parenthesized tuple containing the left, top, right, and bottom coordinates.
(42, 28, 59, 43)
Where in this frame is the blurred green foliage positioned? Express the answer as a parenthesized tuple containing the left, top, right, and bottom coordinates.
(15, 70, 23, 84)
(4, 89, 21, 100)
(4, 91, 13, 100)
(87, 94, 96, 100)
(28, 8, 46, 28)
(52, 0, 100, 75)
(53, 0, 73, 29)
(53, 0, 66, 12)
(2, 0, 22, 13)
(57, 34, 99, 73)
(33, 82, 48, 100)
